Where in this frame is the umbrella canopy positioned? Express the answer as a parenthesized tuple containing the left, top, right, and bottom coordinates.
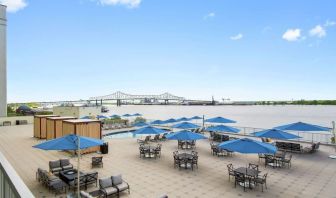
(206, 125, 240, 133)
(253, 129, 301, 140)
(166, 130, 207, 140)
(33, 134, 104, 196)
(110, 114, 120, 119)
(218, 138, 277, 154)
(176, 117, 190, 122)
(122, 114, 132, 117)
(275, 122, 330, 132)
(172, 122, 200, 129)
(133, 126, 167, 135)
(133, 113, 142, 116)
(96, 115, 108, 119)
(205, 116, 236, 123)
(33, 134, 104, 150)
(132, 122, 149, 127)
(150, 120, 166, 125)
(80, 116, 91, 119)
(190, 116, 202, 120)
(163, 118, 177, 124)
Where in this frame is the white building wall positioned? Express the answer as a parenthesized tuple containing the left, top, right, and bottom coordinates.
(53, 106, 101, 118)
(0, 5, 6, 117)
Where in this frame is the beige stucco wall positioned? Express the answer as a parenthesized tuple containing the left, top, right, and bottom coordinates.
(53, 106, 101, 118)
(0, 5, 7, 117)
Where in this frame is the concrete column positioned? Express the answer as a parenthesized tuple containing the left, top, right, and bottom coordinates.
(0, 5, 7, 117)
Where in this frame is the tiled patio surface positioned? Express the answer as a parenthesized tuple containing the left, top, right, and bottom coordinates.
(1, 125, 336, 198)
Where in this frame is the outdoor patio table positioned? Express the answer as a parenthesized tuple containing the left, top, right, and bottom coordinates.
(177, 153, 195, 169)
(234, 167, 260, 189)
(59, 169, 84, 185)
(141, 145, 156, 158)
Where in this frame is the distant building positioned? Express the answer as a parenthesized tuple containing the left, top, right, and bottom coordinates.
(53, 106, 101, 118)
(0, 5, 6, 117)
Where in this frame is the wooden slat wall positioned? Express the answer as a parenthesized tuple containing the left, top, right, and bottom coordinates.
(62, 122, 75, 136)
(40, 118, 48, 139)
(55, 120, 64, 138)
(46, 119, 55, 140)
(33, 117, 40, 138)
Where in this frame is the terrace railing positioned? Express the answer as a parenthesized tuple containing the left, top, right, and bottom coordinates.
(0, 151, 34, 198)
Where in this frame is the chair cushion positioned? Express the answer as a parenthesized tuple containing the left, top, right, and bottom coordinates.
(99, 178, 112, 188)
(51, 167, 62, 172)
(104, 187, 118, 195)
(115, 182, 128, 191)
(60, 159, 70, 166)
(62, 164, 73, 170)
(49, 160, 61, 169)
(111, 174, 123, 185)
(80, 191, 93, 198)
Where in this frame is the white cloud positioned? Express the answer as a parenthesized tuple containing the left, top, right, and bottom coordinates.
(230, 33, 243, 40)
(282, 29, 301, 42)
(98, 0, 141, 8)
(0, 0, 27, 12)
(203, 12, 215, 20)
(324, 20, 336, 27)
(309, 25, 326, 38)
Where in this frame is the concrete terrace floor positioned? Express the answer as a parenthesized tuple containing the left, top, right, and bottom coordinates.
(1, 125, 336, 198)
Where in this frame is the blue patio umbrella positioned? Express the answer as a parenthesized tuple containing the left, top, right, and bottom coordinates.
(133, 126, 167, 135)
(218, 138, 277, 154)
(253, 129, 301, 140)
(133, 113, 142, 116)
(132, 122, 149, 127)
(176, 117, 190, 122)
(96, 115, 108, 119)
(166, 130, 207, 140)
(190, 116, 202, 120)
(33, 134, 104, 195)
(163, 118, 177, 124)
(80, 116, 91, 119)
(110, 114, 120, 119)
(150, 120, 166, 125)
(123, 114, 132, 117)
(205, 116, 236, 124)
(275, 122, 330, 132)
(206, 125, 240, 133)
(172, 122, 200, 129)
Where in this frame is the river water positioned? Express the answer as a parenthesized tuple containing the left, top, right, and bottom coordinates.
(103, 105, 336, 143)
(105, 105, 336, 129)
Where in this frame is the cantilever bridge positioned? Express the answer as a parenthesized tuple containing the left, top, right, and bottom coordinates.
(89, 91, 185, 106)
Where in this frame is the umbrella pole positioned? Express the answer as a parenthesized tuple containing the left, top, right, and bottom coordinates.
(77, 136, 80, 197)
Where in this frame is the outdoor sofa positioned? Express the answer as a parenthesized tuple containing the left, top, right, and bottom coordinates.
(49, 159, 73, 174)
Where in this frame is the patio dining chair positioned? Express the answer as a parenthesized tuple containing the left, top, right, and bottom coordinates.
(253, 173, 268, 192)
(227, 164, 235, 181)
(91, 156, 103, 168)
(248, 163, 259, 171)
(234, 172, 248, 192)
(281, 154, 292, 168)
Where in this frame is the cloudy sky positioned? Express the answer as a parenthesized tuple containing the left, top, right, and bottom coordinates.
(2, 0, 336, 102)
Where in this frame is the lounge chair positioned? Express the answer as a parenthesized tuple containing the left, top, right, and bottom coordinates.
(92, 156, 103, 168)
(60, 159, 73, 171)
(85, 171, 98, 189)
(258, 154, 266, 163)
(69, 175, 86, 191)
(111, 174, 130, 195)
(49, 160, 62, 174)
(154, 144, 162, 158)
(99, 177, 118, 197)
